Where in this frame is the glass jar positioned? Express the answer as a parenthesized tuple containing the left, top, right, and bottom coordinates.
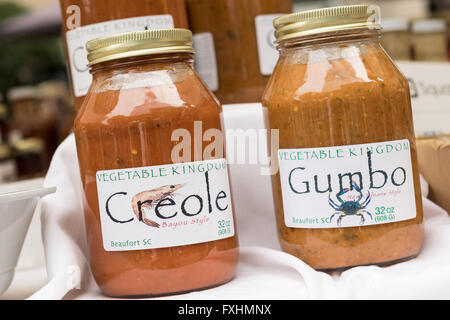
(263, 5, 424, 271)
(74, 29, 239, 297)
(412, 19, 448, 61)
(0, 102, 8, 143)
(9, 85, 58, 171)
(57, 100, 76, 143)
(7, 86, 39, 142)
(186, 0, 292, 104)
(433, 0, 450, 59)
(37, 81, 65, 168)
(59, 0, 189, 111)
(381, 18, 411, 61)
(13, 138, 46, 180)
(0, 143, 17, 183)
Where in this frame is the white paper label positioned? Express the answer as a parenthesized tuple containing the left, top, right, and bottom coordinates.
(396, 61, 450, 136)
(96, 159, 235, 251)
(193, 32, 219, 91)
(278, 139, 417, 229)
(66, 14, 174, 97)
(255, 14, 282, 75)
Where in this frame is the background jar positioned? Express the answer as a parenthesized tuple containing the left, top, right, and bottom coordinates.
(0, 143, 17, 183)
(7, 86, 40, 143)
(0, 101, 8, 144)
(59, 0, 189, 111)
(433, 0, 450, 60)
(263, 6, 424, 271)
(37, 81, 72, 152)
(412, 19, 448, 61)
(13, 137, 46, 180)
(381, 18, 411, 61)
(8, 85, 58, 170)
(186, 0, 292, 104)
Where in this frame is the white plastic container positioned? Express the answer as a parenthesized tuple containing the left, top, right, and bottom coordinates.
(0, 178, 55, 296)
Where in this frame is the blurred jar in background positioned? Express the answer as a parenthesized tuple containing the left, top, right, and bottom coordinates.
(412, 19, 448, 61)
(431, 0, 450, 59)
(186, 0, 292, 104)
(7, 86, 39, 143)
(0, 143, 17, 183)
(0, 100, 8, 143)
(13, 138, 46, 180)
(59, 0, 189, 111)
(58, 99, 76, 143)
(8, 84, 59, 170)
(381, 18, 411, 60)
(38, 81, 71, 148)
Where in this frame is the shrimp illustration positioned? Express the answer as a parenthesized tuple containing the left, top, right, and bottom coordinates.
(131, 184, 184, 228)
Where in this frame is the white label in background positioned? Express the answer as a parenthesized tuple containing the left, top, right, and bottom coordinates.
(278, 139, 417, 229)
(192, 32, 219, 91)
(66, 15, 174, 97)
(96, 159, 234, 251)
(396, 61, 450, 136)
(255, 14, 282, 75)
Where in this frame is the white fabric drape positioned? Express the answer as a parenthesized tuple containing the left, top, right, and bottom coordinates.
(30, 104, 450, 300)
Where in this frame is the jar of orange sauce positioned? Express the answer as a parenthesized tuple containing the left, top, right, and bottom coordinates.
(186, 0, 292, 104)
(74, 29, 239, 297)
(263, 5, 424, 270)
(59, 0, 189, 111)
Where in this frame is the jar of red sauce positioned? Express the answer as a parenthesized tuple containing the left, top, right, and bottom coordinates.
(263, 5, 424, 270)
(74, 29, 239, 297)
(59, 0, 189, 111)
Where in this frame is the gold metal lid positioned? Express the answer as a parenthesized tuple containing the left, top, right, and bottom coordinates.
(7, 86, 39, 102)
(0, 144, 12, 160)
(14, 138, 45, 154)
(274, 5, 381, 42)
(86, 29, 194, 66)
(0, 103, 7, 119)
(38, 81, 69, 99)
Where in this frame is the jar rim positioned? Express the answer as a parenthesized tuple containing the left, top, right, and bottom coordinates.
(274, 5, 381, 42)
(13, 138, 44, 154)
(86, 29, 194, 66)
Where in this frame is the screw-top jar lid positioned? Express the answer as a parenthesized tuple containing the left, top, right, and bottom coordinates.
(38, 81, 69, 99)
(381, 18, 409, 32)
(86, 28, 194, 66)
(14, 138, 45, 154)
(0, 104, 7, 119)
(7, 86, 39, 102)
(274, 5, 381, 42)
(0, 144, 12, 160)
(412, 19, 447, 34)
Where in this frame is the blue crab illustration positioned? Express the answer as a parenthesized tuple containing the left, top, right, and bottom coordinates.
(328, 181, 372, 226)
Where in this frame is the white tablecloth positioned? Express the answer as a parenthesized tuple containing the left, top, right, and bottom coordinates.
(29, 103, 450, 300)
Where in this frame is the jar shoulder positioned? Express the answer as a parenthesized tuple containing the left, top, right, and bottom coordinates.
(263, 44, 410, 107)
(75, 67, 221, 129)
